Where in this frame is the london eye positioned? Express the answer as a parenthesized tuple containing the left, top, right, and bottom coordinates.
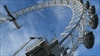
(0, 0, 99, 56)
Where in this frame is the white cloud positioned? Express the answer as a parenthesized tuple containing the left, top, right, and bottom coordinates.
(36, 0, 44, 3)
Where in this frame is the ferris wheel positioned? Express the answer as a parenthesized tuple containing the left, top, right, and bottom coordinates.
(0, 0, 99, 56)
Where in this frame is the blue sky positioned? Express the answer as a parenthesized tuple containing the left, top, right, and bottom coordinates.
(0, 0, 100, 56)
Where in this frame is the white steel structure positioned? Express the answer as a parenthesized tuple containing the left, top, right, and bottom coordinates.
(0, 0, 98, 56)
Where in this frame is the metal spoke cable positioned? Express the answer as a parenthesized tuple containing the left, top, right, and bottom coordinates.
(23, 9, 67, 27)
(1, 29, 17, 55)
(2, 40, 10, 55)
(1, 28, 10, 43)
(22, 9, 71, 29)
(2, 32, 16, 55)
(1, 28, 15, 45)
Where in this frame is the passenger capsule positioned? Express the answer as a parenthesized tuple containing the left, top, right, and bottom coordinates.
(88, 6, 95, 15)
(83, 30, 95, 49)
(89, 14, 98, 29)
(84, 1, 90, 10)
(79, 0, 83, 4)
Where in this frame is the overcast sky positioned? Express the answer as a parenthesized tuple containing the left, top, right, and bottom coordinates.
(0, 0, 100, 56)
